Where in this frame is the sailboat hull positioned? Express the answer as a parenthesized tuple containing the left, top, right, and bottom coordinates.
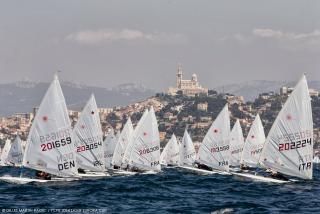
(178, 165, 231, 175)
(78, 171, 109, 179)
(231, 172, 296, 183)
(0, 176, 78, 184)
(111, 170, 137, 176)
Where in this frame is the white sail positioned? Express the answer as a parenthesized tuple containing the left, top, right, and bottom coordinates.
(129, 107, 161, 171)
(73, 94, 104, 172)
(122, 109, 149, 167)
(7, 136, 24, 166)
(103, 130, 117, 169)
(112, 118, 134, 167)
(197, 104, 230, 172)
(115, 131, 120, 142)
(240, 114, 266, 167)
(23, 75, 78, 177)
(160, 134, 180, 166)
(229, 120, 245, 166)
(179, 130, 196, 166)
(259, 75, 313, 179)
(0, 139, 12, 165)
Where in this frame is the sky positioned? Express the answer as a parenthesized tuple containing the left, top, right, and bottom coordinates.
(0, 0, 320, 90)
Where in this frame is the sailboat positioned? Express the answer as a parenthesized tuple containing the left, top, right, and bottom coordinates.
(119, 109, 149, 173)
(177, 129, 196, 171)
(73, 94, 108, 178)
(233, 75, 313, 183)
(111, 118, 134, 170)
(103, 129, 117, 170)
(185, 104, 231, 175)
(313, 155, 320, 164)
(160, 134, 179, 167)
(229, 120, 245, 169)
(6, 135, 24, 167)
(0, 74, 79, 184)
(0, 139, 12, 166)
(126, 107, 161, 173)
(240, 114, 266, 168)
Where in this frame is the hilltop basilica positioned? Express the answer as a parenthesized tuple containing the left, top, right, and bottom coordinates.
(167, 64, 208, 96)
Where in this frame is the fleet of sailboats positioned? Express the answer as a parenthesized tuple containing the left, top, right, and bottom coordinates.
(0, 74, 316, 184)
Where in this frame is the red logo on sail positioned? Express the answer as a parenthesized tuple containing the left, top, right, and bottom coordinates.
(286, 114, 292, 121)
(42, 116, 48, 122)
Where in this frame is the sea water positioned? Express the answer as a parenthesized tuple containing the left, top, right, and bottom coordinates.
(0, 165, 320, 213)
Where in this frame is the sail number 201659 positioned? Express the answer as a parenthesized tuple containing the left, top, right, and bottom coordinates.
(41, 137, 72, 151)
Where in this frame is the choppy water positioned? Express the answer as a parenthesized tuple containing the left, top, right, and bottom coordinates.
(0, 165, 320, 214)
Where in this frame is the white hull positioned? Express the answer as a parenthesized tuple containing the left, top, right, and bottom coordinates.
(141, 170, 159, 175)
(231, 172, 295, 183)
(178, 165, 231, 175)
(112, 170, 137, 176)
(111, 170, 159, 175)
(0, 176, 78, 184)
(78, 171, 109, 179)
(161, 164, 178, 169)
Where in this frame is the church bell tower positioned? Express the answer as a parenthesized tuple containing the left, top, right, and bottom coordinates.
(176, 63, 182, 88)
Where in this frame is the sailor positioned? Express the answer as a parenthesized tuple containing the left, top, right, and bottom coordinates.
(113, 165, 121, 170)
(35, 170, 51, 180)
(129, 165, 144, 173)
(77, 168, 86, 174)
(270, 170, 289, 181)
(194, 162, 212, 171)
(240, 164, 249, 170)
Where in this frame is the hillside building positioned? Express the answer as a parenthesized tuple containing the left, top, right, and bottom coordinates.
(167, 64, 208, 96)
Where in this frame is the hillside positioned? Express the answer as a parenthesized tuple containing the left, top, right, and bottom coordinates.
(0, 80, 155, 116)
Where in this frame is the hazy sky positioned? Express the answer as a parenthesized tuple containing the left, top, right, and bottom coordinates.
(0, 0, 320, 90)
